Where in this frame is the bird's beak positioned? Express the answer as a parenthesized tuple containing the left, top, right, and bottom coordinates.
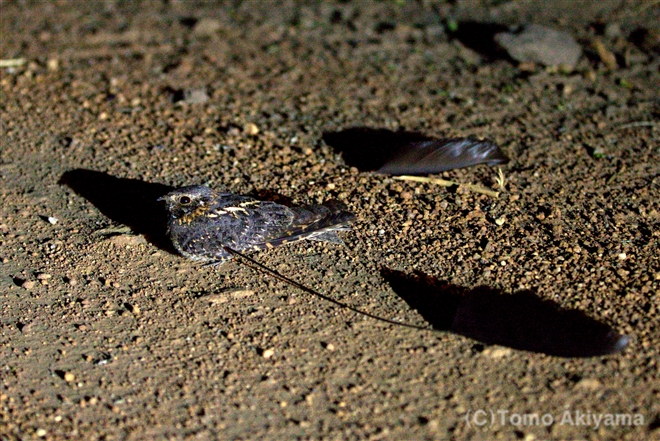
(157, 196, 166, 202)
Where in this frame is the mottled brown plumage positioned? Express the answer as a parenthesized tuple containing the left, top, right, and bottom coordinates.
(159, 185, 355, 265)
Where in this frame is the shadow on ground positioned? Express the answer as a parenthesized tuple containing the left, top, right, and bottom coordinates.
(58, 169, 175, 252)
(323, 128, 431, 171)
(449, 21, 511, 61)
(382, 269, 629, 358)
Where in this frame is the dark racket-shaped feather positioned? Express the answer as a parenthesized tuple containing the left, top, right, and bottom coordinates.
(377, 138, 509, 175)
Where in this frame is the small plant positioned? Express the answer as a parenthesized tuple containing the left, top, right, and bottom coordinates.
(494, 167, 507, 190)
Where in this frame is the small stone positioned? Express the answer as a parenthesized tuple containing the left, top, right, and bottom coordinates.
(482, 346, 513, 359)
(325, 343, 335, 351)
(47, 216, 58, 225)
(64, 372, 75, 382)
(22, 280, 37, 290)
(201, 293, 228, 304)
(593, 38, 617, 70)
(36, 273, 52, 280)
(193, 18, 222, 36)
(36, 429, 47, 437)
(47, 58, 59, 71)
(183, 88, 209, 105)
(575, 378, 601, 391)
(495, 217, 506, 226)
(604, 23, 622, 39)
(495, 24, 582, 68)
(244, 123, 259, 135)
(109, 234, 147, 247)
(618, 253, 627, 260)
(125, 303, 140, 315)
(262, 349, 275, 359)
(229, 289, 255, 299)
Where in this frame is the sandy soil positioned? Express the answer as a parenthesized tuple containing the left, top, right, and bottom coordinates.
(1, 1, 659, 440)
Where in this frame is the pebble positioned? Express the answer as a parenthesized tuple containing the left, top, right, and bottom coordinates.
(38, 274, 51, 286)
(495, 217, 506, 226)
(47, 216, 58, 225)
(193, 18, 221, 36)
(109, 234, 147, 247)
(604, 23, 622, 39)
(262, 349, 275, 359)
(495, 24, 582, 68)
(574, 378, 601, 390)
(201, 293, 228, 304)
(47, 58, 59, 71)
(593, 38, 617, 70)
(183, 88, 209, 104)
(64, 372, 75, 382)
(482, 346, 513, 359)
(230, 289, 255, 299)
(244, 123, 260, 135)
(21, 280, 36, 290)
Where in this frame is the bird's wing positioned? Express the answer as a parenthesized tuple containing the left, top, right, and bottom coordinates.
(208, 195, 354, 251)
(255, 202, 355, 248)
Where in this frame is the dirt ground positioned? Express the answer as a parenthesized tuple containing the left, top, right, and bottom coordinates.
(1, 1, 659, 440)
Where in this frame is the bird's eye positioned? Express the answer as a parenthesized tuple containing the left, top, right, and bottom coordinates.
(179, 196, 192, 205)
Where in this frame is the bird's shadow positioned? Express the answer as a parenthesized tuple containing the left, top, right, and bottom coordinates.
(382, 269, 629, 358)
(322, 128, 431, 172)
(58, 169, 175, 253)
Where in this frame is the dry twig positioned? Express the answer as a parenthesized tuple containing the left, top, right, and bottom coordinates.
(393, 175, 500, 198)
(0, 58, 26, 68)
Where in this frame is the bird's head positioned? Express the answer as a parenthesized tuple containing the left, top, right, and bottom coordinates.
(158, 185, 215, 220)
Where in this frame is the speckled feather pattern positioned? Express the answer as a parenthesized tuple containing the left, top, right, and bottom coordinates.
(159, 185, 355, 264)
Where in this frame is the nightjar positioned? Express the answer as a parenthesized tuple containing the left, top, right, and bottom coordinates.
(159, 185, 355, 265)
